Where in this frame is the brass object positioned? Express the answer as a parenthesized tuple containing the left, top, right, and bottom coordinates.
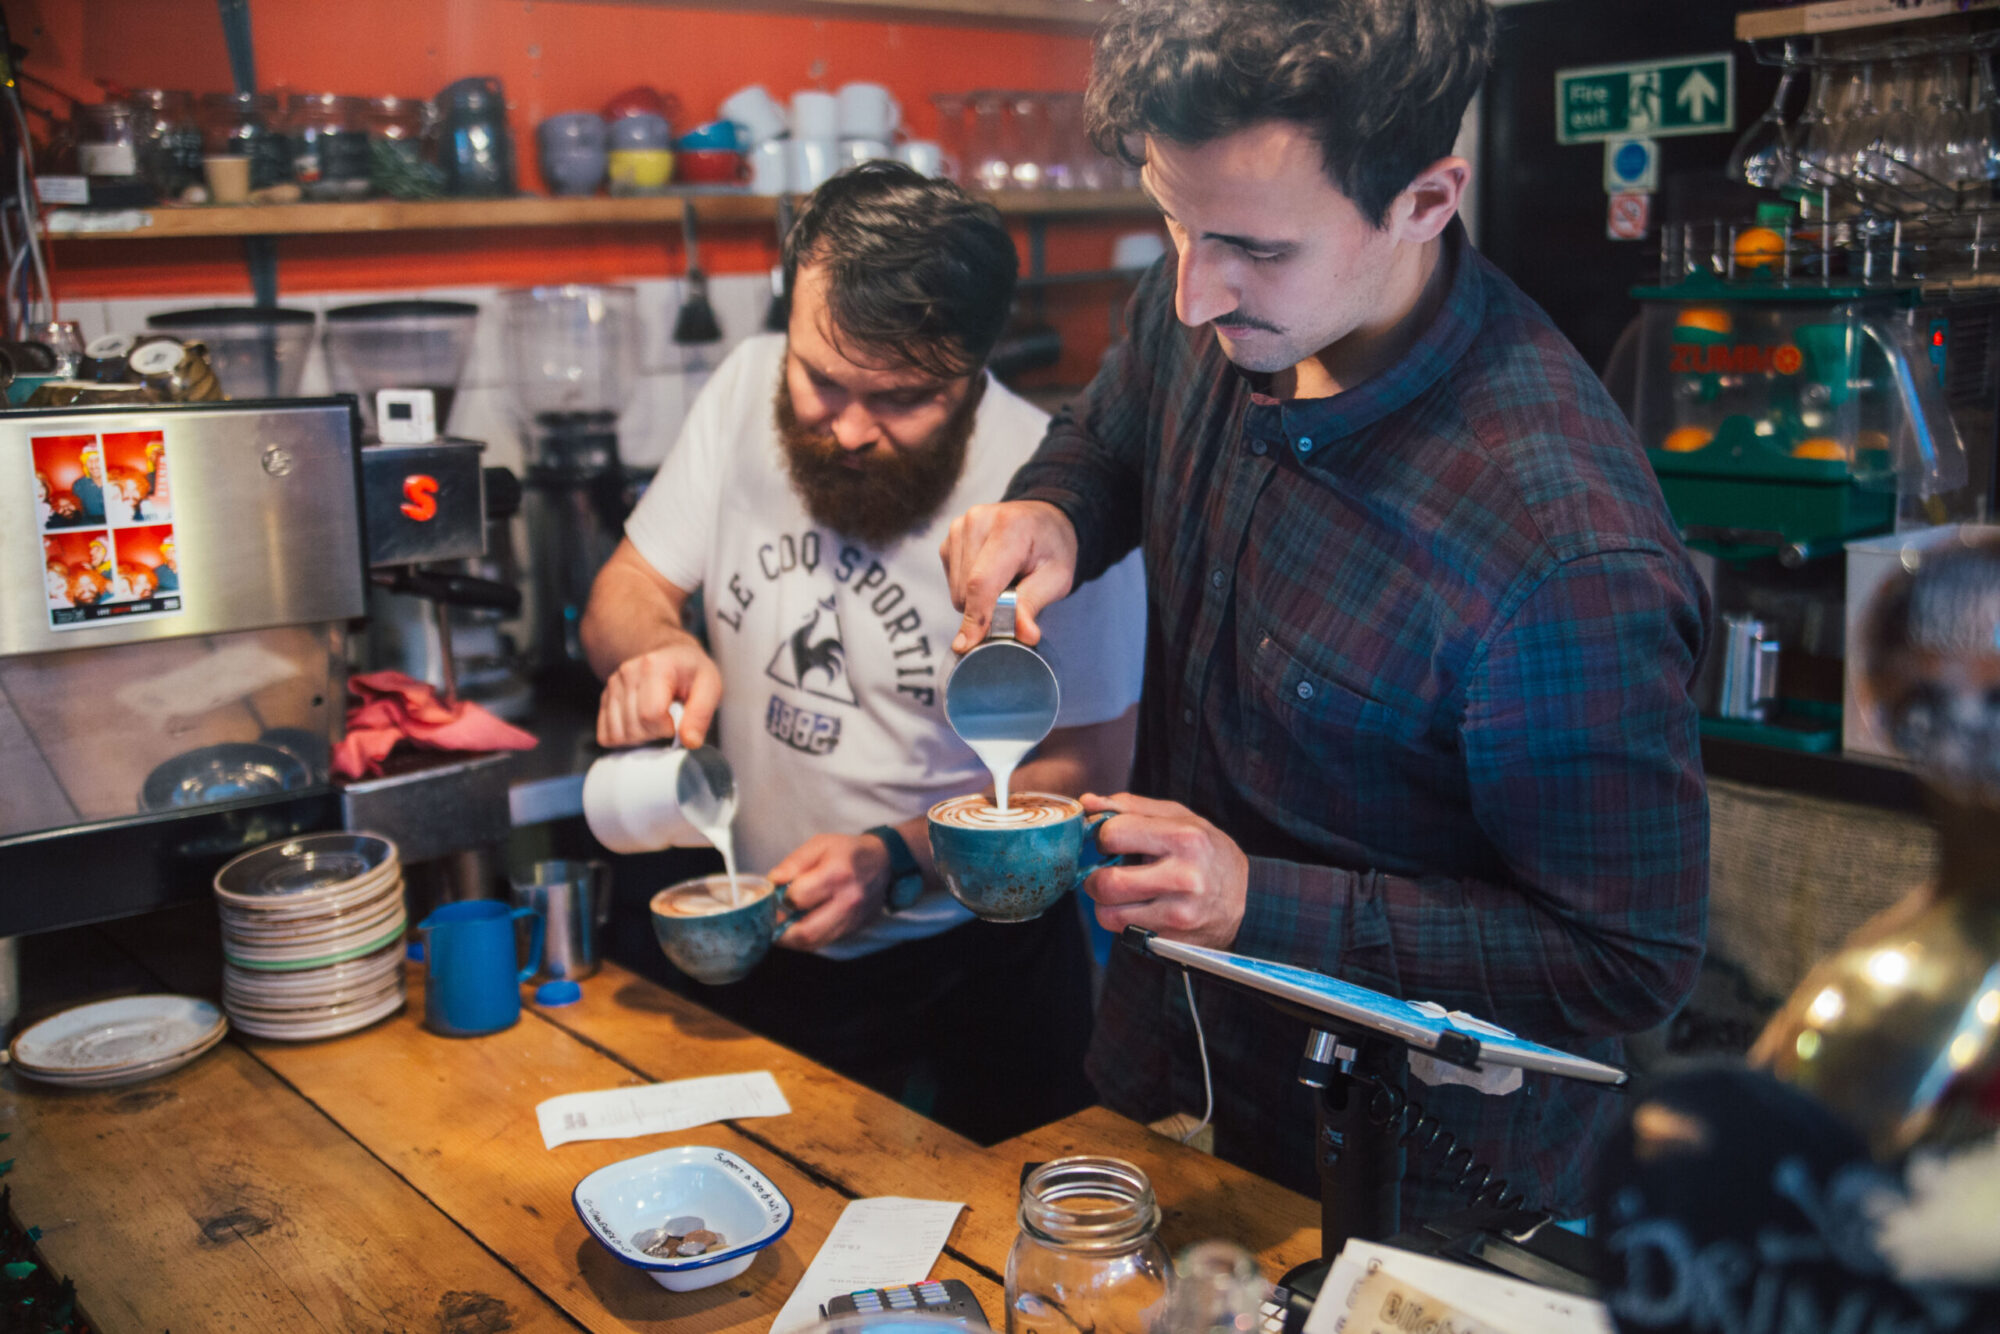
(1752, 531, 2000, 1158)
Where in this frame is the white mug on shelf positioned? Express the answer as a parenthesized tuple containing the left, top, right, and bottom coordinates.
(747, 138, 789, 195)
(721, 84, 789, 144)
(897, 139, 945, 178)
(840, 138, 892, 168)
(836, 82, 900, 141)
(790, 90, 839, 141)
(789, 137, 838, 192)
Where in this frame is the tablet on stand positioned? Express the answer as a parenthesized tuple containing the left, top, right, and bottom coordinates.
(1119, 929, 1628, 1329)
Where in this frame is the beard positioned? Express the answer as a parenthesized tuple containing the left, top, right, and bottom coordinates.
(775, 372, 982, 550)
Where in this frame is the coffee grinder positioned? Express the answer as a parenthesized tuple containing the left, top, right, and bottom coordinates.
(501, 285, 643, 693)
(323, 301, 534, 719)
(1629, 222, 1991, 752)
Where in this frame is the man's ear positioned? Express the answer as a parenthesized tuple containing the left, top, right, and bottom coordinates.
(1393, 157, 1470, 245)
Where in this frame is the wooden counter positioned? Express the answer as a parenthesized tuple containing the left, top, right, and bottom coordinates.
(0, 912, 1318, 1332)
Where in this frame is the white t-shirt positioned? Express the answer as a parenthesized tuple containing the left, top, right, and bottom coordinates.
(624, 334, 1147, 958)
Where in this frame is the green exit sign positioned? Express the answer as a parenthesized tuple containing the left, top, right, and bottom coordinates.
(1556, 54, 1734, 145)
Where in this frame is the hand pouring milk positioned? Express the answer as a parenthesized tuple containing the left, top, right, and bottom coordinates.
(944, 591, 1060, 813)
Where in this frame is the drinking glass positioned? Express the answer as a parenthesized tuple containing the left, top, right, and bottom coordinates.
(1730, 45, 1801, 190)
(1874, 60, 1932, 199)
(969, 92, 1010, 192)
(1830, 61, 1886, 186)
(1795, 53, 1843, 187)
(1970, 49, 2000, 187)
(930, 92, 969, 187)
(1928, 54, 1984, 200)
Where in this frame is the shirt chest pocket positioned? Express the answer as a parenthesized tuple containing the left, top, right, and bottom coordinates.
(1234, 627, 1429, 794)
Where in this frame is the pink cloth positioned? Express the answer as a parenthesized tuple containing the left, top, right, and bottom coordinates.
(333, 670, 537, 779)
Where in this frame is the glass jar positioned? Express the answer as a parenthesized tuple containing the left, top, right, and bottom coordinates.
(76, 101, 139, 181)
(366, 96, 444, 199)
(1005, 1157, 1169, 1334)
(129, 90, 203, 198)
(287, 93, 371, 200)
(200, 91, 293, 189)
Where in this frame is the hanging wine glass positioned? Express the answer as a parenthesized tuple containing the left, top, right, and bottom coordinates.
(1874, 59, 1933, 202)
(1794, 48, 1842, 187)
(1969, 47, 2000, 191)
(1929, 53, 1983, 203)
(1729, 41, 1803, 190)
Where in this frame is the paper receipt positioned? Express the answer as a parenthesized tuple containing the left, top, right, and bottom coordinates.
(770, 1197, 967, 1334)
(535, 1071, 791, 1149)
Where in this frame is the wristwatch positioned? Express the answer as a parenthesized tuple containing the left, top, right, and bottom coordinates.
(866, 825, 925, 913)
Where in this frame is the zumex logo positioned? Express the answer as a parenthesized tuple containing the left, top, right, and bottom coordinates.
(1670, 341, 1804, 375)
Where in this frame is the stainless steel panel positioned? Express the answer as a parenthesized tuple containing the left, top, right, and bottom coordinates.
(340, 749, 513, 863)
(0, 623, 344, 840)
(361, 440, 487, 566)
(0, 402, 365, 658)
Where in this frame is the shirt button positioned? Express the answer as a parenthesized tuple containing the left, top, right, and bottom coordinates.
(1296, 680, 1315, 701)
(1182, 707, 1196, 725)
(1209, 568, 1225, 589)
(1249, 438, 1268, 456)
(1298, 436, 1314, 453)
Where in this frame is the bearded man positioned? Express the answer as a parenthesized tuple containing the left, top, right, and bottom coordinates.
(579, 163, 1146, 1143)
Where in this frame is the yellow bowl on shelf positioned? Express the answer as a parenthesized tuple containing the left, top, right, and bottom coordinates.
(608, 148, 675, 194)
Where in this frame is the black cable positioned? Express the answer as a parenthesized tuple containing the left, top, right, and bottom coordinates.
(1350, 1066, 1531, 1214)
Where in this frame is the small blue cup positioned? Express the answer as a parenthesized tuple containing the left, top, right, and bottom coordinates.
(418, 899, 544, 1037)
(650, 875, 790, 986)
(927, 794, 1125, 923)
(539, 113, 608, 196)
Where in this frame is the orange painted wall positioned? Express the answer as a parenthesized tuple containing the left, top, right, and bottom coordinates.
(26, 0, 1157, 382)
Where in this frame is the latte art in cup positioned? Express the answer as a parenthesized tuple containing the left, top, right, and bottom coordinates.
(652, 876, 772, 918)
(929, 792, 1080, 830)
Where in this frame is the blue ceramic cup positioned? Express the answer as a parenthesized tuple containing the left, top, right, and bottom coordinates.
(649, 875, 791, 985)
(538, 112, 608, 196)
(418, 899, 544, 1036)
(927, 792, 1124, 923)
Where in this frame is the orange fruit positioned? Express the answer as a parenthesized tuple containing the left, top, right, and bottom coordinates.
(1734, 226, 1788, 271)
(1675, 307, 1733, 335)
(1791, 437, 1847, 461)
(1661, 426, 1714, 453)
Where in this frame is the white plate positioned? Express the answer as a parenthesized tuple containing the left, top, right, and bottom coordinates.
(226, 989, 406, 1041)
(224, 948, 403, 995)
(220, 897, 404, 947)
(224, 976, 403, 1020)
(12, 1025, 229, 1088)
(223, 919, 407, 970)
(11, 995, 225, 1075)
(216, 874, 402, 922)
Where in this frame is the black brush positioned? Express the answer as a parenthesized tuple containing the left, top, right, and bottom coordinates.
(673, 203, 723, 346)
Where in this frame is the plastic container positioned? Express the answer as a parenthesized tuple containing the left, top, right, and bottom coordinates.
(146, 307, 316, 399)
(322, 300, 480, 437)
(501, 286, 639, 422)
(77, 102, 139, 181)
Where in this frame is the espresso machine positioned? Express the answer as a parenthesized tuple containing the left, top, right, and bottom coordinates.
(1630, 225, 1995, 752)
(0, 394, 522, 948)
(502, 285, 643, 693)
(0, 399, 364, 936)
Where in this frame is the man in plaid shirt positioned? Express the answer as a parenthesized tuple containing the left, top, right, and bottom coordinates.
(941, 0, 1708, 1225)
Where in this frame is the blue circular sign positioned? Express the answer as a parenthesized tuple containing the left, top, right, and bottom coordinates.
(1615, 141, 1650, 182)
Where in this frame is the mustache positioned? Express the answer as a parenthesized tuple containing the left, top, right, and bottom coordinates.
(1213, 312, 1282, 334)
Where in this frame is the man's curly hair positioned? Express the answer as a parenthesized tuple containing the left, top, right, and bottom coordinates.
(1085, 0, 1495, 226)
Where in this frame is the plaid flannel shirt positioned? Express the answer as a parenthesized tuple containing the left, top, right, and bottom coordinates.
(1006, 221, 1710, 1222)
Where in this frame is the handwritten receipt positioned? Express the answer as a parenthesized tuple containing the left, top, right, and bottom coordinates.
(535, 1071, 791, 1149)
(771, 1197, 968, 1334)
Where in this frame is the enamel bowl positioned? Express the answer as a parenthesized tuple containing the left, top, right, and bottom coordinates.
(573, 1144, 792, 1291)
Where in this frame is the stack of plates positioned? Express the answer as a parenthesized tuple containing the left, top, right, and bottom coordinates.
(215, 833, 409, 1040)
(9, 995, 227, 1088)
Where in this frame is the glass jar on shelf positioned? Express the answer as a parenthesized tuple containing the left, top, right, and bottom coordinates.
(365, 95, 441, 199)
(76, 101, 140, 183)
(200, 91, 293, 189)
(1005, 1157, 1170, 1334)
(287, 93, 371, 200)
(129, 90, 203, 199)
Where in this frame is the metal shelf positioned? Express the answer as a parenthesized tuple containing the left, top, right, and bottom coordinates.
(42, 189, 1153, 241)
(1737, 0, 2000, 42)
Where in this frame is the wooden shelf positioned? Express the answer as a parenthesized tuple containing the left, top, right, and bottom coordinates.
(575, 0, 1107, 35)
(44, 189, 1153, 241)
(1737, 0, 2000, 41)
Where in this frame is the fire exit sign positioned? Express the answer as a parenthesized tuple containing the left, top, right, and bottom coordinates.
(1556, 55, 1734, 145)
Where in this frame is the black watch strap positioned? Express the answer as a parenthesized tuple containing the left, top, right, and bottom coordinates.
(867, 824, 925, 913)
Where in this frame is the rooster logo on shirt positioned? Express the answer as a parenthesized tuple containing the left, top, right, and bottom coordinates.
(767, 596, 856, 704)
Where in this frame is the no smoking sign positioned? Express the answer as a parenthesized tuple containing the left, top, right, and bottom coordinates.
(1607, 191, 1651, 241)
